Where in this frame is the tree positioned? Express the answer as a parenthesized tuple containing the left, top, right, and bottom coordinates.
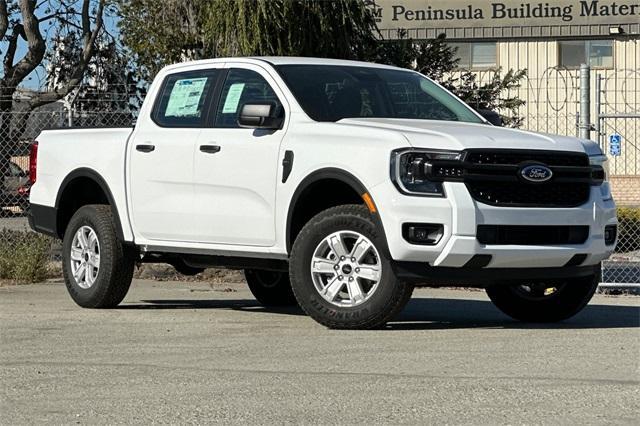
(118, 0, 208, 81)
(119, 0, 526, 125)
(0, 0, 109, 174)
(205, 0, 378, 59)
(118, 0, 379, 81)
(46, 35, 144, 127)
(120, 1, 525, 125)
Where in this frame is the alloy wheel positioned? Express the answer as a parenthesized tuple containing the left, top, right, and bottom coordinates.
(310, 231, 382, 307)
(69, 226, 101, 289)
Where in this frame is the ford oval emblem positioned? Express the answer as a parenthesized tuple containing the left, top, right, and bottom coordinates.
(520, 164, 553, 183)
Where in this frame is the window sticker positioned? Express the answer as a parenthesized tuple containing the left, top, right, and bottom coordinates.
(222, 83, 246, 113)
(165, 77, 208, 117)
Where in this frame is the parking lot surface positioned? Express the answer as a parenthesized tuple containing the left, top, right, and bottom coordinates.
(1, 280, 639, 425)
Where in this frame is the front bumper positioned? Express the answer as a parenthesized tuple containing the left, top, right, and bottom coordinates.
(393, 262, 600, 286)
(370, 180, 617, 269)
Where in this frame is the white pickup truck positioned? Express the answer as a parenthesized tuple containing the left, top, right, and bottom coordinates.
(28, 57, 617, 329)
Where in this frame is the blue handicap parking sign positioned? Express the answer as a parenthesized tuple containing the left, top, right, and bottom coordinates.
(609, 134, 622, 156)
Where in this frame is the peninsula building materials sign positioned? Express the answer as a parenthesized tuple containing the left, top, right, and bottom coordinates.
(371, 0, 640, 39)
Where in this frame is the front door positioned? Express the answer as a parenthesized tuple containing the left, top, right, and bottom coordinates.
(193, 64, 288, 246)
(128, 67, 221, 242)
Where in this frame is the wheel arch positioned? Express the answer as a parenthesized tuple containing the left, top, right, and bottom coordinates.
(285, 168, 374, 253)
(55, 168, 125, 240)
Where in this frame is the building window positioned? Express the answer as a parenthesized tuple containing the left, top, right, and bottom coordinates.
(559, 40, 614, 68)
(450, 42, 497, 69)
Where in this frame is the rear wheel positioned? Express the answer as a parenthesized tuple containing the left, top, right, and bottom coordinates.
(62, 205, 135, 308)
(244, 269, 297, 306)
(289, 205, 412, 329)
(486, 268, 600, 322)
(172, 259, 205, 276)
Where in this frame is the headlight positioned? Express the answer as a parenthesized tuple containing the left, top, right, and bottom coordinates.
(391, 150, 463, 196)
(590, 154, 613, 201)
(589, 154, 609, 181)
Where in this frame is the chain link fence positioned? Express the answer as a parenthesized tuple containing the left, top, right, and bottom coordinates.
(1, 89, 136, 218)
(1, 87, 137, 275)
(593, 71, 640, 286)
(1, 75, 638, 285)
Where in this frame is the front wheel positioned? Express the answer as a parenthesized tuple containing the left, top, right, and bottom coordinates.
(486, 268, 600, 322)
(289, 205, 412, 329)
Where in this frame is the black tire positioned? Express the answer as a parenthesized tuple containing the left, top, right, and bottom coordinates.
(392, 283, 415, 317)
(244, 269, 297, 306)
(289, 204, 412, 329)
(62, 205, 135, 308)
(486, 267, 600, 322)
(172, 260, 205, 276)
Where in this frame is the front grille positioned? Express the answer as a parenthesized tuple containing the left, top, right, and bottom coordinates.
(463, 149, 592, 208)
(477, 225, 590, 245)
(467, 181, 591, 207)
(465, 151, 589, 167)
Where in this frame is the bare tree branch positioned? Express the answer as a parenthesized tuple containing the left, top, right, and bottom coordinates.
(1, 0, 107, 113)
(3, 0, 46, 87)
(48, 15, 83, 31)
(28, 0, 105, 109)
(38, 11, 67, 23)
(0, 0, 8, 41)
(81, 0, 90, 39)
(3, 23, 21, 76)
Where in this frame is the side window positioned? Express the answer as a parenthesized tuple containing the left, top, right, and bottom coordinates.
(153, 70, 218, 127)
(215, 68, 282, 128)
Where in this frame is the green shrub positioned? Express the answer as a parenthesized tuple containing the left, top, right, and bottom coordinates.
(616, 207, 640, 253)
(0, 230, 52, 283)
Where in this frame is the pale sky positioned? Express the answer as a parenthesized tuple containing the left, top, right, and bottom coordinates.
(2, 4, 120, 90)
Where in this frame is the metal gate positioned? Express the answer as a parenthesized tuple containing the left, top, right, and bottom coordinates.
(593, 72, 640, 286)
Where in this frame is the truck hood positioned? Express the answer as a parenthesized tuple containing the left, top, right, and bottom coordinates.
(339, 118, 601, 155)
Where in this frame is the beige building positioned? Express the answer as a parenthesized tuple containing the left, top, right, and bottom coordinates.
(372, 0, 640, 204)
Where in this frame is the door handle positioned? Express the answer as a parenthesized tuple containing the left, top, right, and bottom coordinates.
(136, 144, 155, 153)
(200, 145, 221, 154)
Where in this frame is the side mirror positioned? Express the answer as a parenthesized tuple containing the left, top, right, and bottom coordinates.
(478, 109, 503, 127)
(238, 102, 283, 130)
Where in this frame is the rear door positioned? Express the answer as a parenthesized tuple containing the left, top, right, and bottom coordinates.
(193, 63, 289, 246)
(128, 66, 222, 242)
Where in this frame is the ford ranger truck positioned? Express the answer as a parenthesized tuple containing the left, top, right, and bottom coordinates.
(28, 57, 617, 329)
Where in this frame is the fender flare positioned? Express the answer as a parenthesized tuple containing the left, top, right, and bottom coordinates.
(285, 168, 370, 253)
(55, 168, 126, 240)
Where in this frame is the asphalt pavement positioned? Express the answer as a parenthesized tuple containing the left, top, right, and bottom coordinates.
(1, 280, 639, 425)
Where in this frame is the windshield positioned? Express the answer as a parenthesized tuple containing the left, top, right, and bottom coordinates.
(276, 65, 483, 124)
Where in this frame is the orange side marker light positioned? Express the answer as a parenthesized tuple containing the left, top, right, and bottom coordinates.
(361, 192, 377, 214)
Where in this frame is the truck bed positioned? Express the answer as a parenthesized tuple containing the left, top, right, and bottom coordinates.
(29, 127, 135, 240)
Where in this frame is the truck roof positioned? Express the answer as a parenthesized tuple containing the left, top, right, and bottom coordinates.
(161, 56, 401, 72)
